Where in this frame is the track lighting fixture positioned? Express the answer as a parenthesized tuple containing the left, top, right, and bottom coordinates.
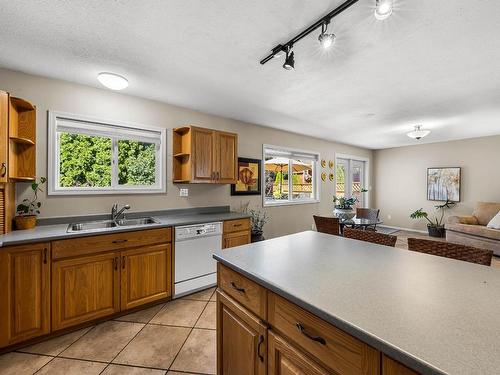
(318, 22, 336, 49)
(283, 47, 295, 70)
(407, 125, 430, 140)
(260, 0, 396, 70)
(374, 0, 393, 20)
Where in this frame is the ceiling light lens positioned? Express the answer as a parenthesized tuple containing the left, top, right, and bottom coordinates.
(283, 51, 295, 70)
(97, 72, 129, 90)
(319, 33, 336, 49)
(407, 125, 430, 140)
(375, 0, 393, 20)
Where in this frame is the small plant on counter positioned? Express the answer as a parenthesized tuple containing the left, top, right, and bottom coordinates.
(410, 199, 456, 237)
(15, 177, 47, 230)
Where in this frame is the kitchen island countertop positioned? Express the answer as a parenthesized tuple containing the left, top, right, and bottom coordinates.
(214, 230, 500, 375)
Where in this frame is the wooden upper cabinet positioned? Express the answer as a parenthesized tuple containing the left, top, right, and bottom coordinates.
(121, 243, 171, 310)
(0, 91, 8, 183)
(0, 243, 51, 347)
(217, 291, 267, 375)
(173, 125, 238, 184)
(52, 251, 120, 331)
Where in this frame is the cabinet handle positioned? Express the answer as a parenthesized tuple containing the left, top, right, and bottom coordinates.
(233, 223, 242, 227)
(296, 323, 326, 345)
(230, 281, 245, 293)
(0, 163, 6, 177)
(122, 256, 125, 269)
(43, 248, 47, 264)
(114, 257, 118, 270)
(257, 335, 265, 363)
(112, 239, 128, 244)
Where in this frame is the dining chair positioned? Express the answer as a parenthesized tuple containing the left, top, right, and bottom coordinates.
(313, 215, 340, 236)
(343, 228, 397, 247)
(407, 238, 493, 266)
(355, 208, 380, 231)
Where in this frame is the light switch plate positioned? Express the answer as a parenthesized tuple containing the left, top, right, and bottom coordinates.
(179, 188, 189, 197)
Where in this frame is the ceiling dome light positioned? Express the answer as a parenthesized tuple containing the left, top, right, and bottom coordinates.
(97, 72, 129, 90)
(407, 125, 430, 140)
(283, 48, 295, 71)
(318, 22, 336, 49)
(375, 0, 393, 20)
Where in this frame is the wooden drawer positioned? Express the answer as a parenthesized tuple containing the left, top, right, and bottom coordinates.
(268, 293, 380, 375)
(223, 218, 250, 233)
(218, 263, 267, 319)
(52, 228, 172, 260)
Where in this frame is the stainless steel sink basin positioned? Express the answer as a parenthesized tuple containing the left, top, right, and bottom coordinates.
(67, 217, 159, 233)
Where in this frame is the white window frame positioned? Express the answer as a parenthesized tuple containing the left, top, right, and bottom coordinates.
(48, 111, 167, 195)
(334, 153, 370, 208)
(262, 144, 320, 207)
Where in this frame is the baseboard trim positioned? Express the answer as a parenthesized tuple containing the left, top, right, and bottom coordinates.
(378, 225, 428, 234)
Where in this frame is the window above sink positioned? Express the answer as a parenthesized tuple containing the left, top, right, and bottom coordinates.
(48, 111, 167, 195)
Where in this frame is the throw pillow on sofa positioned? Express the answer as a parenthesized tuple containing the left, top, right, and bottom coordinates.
(487, 211, 500, 229)
(459, 216, 479, 225)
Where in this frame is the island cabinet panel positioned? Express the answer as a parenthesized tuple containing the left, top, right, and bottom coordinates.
(52, 251, 120, 331)
(217, 291, 267, 375)
(268, 331, 331, 375)
(0, 243, 51, 347)
(192, 127, 215, 182)
(382, 356, 419, 375)
(121, 243, 171, 310)
(268, 293, 380, 375)
(214, 131, 237, 184)
(218, 263, 267, 319)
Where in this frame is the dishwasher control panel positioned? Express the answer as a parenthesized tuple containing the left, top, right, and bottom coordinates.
(175, 222, 223, 241)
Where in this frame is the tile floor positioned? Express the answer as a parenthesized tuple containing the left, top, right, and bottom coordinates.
(1, 231, 498, 375)
(0, 287, 217, 375)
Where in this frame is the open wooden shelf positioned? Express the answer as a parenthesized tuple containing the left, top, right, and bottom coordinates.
(173, 152, 190, 158)
(10, 136, 35, 146)
(9, 176, 36, 182)
(173, 127, 193, 182)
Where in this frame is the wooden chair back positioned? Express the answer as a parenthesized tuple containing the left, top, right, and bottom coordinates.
(343, 228, 397, 247)
(313, 216, 340, 236)
(407, 238, 493, 266)
(356, 208, 380, 221)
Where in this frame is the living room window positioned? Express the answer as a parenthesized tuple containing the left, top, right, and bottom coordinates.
(263, 145, 320, 206)
(48, 111, 166, 195)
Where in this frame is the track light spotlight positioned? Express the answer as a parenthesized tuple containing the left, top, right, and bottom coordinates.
(283, 48, 295, 70)
(318, 22, 336, 49)
(375, 0, 393, 20)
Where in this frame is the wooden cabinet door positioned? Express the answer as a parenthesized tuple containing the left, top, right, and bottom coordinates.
(268, 331, 330, 375)
(192, 127, 215, 182)
(0, 243, 50, 347)
(217, 291, 266, 375)
(223, 230, 251, 249)
(0, 91, 8, 183)
(121, 244, 171, 310)
(382, 355, 419, 375)
(215, 131, 237, 184)
(52, 252, 120, 331)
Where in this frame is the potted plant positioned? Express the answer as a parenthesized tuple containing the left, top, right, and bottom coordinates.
(248, 208, 269, 242)
(333, 196, 358, 220)
(410, 199, 456, 238)
(14, 177, 47, 230)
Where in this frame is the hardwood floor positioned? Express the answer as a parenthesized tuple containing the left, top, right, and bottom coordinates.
(393, 230, 500, 269)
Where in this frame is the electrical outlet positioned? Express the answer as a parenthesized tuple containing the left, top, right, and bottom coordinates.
(179, 188, 189, 197)
(387, 214, 392, 220)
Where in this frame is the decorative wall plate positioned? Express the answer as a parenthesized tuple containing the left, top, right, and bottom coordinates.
(329, 173, 334, 181)
(321, 172, 327, 181)
(321, 159, 326, 168)
(329, 160, 334, 169)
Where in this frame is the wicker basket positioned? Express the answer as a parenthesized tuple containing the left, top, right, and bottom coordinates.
(14, 215, 37, 230)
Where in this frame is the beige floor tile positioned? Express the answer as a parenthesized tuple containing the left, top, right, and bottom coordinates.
(19, 327, 92, 356)
(102, 363, 166, 374)
(115, 303, 165, 323)
(36, 357, 107, 375)
(113, 324, 190, 369)
(171, 329, 216, 374)
(195, 302, 216, 330)
(60, 320, 144, 362)
(182, 287, 216, 301)
(0, 352, 52, 375)
(210, 292, 216, 302)
(150, 299, 206, 327)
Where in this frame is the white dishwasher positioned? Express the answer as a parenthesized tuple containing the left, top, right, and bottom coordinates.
(174, 222, 222, 298)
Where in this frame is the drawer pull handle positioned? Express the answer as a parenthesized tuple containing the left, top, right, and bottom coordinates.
(43, 248, 48, 264)
(230, 281, 245, 293)
(112, 239, 128, 244)
(114, 257, 118, 270)
(233, 224, 242, 227)
(0, 162, 6, 177)
(122, 256, 126, 269)
(257, 335, 265, 362)
(296, 323, 326, 345)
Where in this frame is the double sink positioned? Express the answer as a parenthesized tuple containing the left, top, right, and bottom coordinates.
(67, 217, 159, 233)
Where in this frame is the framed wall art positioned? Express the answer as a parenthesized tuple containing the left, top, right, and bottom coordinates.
(427, 167, 461, 202)
(231, 157, 262, 195)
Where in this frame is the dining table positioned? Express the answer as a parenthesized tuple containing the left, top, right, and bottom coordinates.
(337, 216, 383, 233)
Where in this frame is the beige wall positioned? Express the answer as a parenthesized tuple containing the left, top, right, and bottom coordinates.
(373, 136, 500, 231)
(0, 68, 372, 238)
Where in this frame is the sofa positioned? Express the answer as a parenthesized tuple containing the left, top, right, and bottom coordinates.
(445, 202, 500, 256)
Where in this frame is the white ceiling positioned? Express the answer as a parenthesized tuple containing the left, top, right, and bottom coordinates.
(1, 0, 499, 149)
